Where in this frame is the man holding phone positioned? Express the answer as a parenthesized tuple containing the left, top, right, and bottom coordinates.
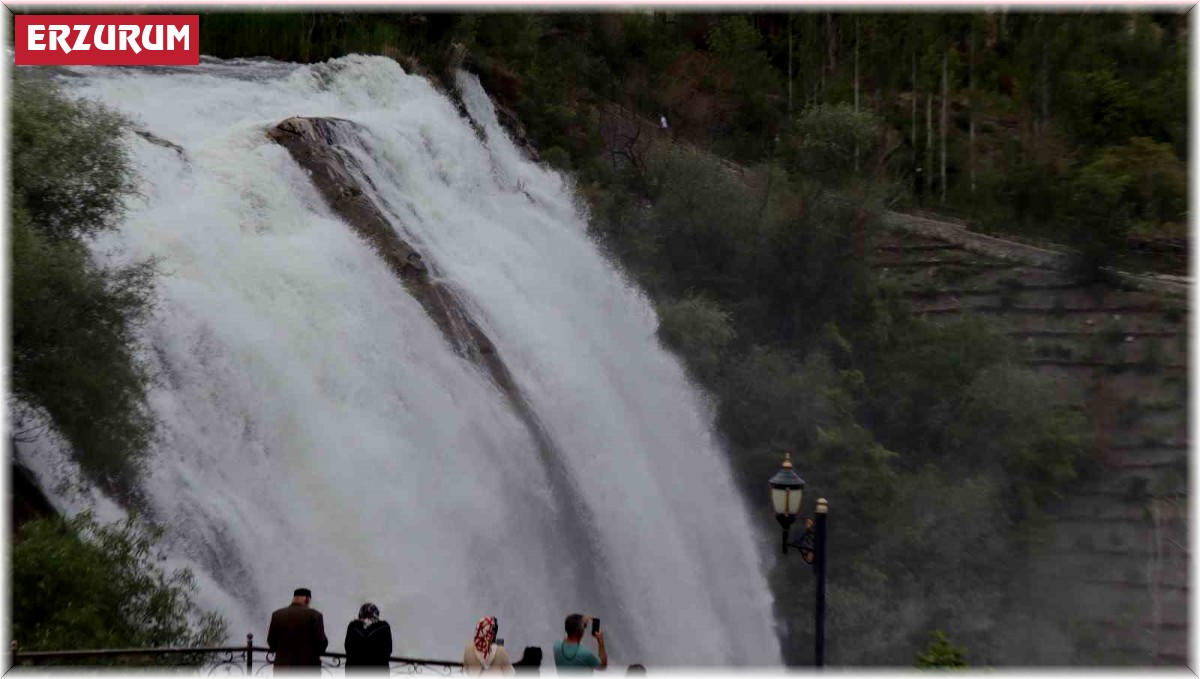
(553, 613, 607, 672)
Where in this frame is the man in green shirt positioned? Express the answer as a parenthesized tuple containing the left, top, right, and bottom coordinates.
(553, 613, 607, 672)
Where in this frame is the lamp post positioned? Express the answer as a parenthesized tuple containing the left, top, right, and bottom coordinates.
(768, 453, 828, 667)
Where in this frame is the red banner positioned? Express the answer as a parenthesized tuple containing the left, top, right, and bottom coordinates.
(15, 15, 199, 66)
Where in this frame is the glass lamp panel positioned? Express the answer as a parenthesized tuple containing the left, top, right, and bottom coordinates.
(787, 487, 804, 516)
(771, 486, 788, 515)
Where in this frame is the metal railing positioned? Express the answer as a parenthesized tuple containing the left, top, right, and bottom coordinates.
(11, 634, 465, 675)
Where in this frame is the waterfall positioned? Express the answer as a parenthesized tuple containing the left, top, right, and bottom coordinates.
(27, 55, 782, 666)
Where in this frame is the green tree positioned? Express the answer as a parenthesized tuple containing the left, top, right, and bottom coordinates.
(915, 630, 970, 668)
(656, 296, 735, 382)
(648, 151, 758, 292)
(11, 73, 158, 498)
(11, 74, 136, 242)
(954, 365, 1091, 516)
(11, 512, 227, 653)
(788, 103, 883, 184)
(1074, 137, 1186, 239)
(1059, 68, 1140, 149)
(706, 16, 784, 159)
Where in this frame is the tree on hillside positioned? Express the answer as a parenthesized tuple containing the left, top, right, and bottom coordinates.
(11, 73, 158, 499)
(915, 630, 970, 668)
(12, 512, 227, 654)
(706, 15, 785, 158)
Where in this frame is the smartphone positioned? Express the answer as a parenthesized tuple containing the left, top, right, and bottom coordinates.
(591, 618, 600, 635)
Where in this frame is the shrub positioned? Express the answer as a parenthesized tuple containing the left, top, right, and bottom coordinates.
(1075, 137, 1186, 239)
(649, 151, 758, 290)
(788, 104, 884, 184)
(810, 422, 899, 526)
(12, 512, 227, 653)
(656, 295, 735, 382)
(860, 316, 1014, 459)
(953, 365, 1091, 515)
(915, 630, 970, 668)
(541, 145, 573, 171)
(1060, 68, 1141, 149)
(717, 348, 853, 456)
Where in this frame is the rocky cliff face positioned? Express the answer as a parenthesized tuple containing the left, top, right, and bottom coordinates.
(872, 220, 1188, 666)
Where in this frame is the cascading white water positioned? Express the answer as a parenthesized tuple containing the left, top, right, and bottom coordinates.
(30, 55, 781, 666)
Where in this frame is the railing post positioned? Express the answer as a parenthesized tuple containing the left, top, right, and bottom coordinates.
(11, 640, 18, 670)
(247, 633, 254, 674)
(814, 498, 828, 668)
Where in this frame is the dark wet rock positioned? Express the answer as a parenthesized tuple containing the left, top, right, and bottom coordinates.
(444, 42, 468, 77)
(134, 129, 186, 159)
(10, 460, 57, 532)
(268, 116, 529, 410)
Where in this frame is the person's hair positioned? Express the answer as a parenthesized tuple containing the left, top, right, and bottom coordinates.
(516, 647, 543, 666)
(294, 588, 312, 598)
(359, 603, 380, 620)
(564, 614, 586, 637)
(626, 664, 647, 675)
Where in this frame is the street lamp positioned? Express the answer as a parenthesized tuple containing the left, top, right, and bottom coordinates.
(768, 453, 828, 667)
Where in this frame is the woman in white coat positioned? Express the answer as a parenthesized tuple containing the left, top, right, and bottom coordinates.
(463, 616, 515, 676)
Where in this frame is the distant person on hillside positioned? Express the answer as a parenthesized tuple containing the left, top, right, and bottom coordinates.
(463, 616, 515, 675)
(267, 587, 329, 672)
(553, 614, 607, 672)
(514, 646, 543, 674)
(659, 114, 669, 135)
(345, 602, 392, 672)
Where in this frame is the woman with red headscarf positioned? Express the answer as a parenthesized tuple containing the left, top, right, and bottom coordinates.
(463, 616, 515, 676)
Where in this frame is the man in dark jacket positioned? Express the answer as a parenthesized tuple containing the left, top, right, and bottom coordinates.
(345, 602, 392, 672)
(267, 587, 329, 671)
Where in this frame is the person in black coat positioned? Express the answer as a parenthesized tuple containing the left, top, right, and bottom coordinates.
(514, 646, 543, 675)
(345, 603, 393, 672)
(268, 587, 328, 672)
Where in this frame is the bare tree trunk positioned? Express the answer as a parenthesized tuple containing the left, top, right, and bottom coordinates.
(827, 13, 838, 76)
(854, 17, 860, 173)
(969, 22, 976, 196)
(821, 15, 828, 99)
(1041, 31, 1050, 135)
(1031, 16, 1049, 141)
(912, 50, 917, 151)
(925, 92, 933, 199)
(788, 17, 794, 118)
(302, 14, 316, 62)
(853, 18, 860, 112)
(940, 49, 948, 205)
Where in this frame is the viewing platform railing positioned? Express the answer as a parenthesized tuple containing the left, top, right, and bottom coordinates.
(10, 635, 465, 675)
